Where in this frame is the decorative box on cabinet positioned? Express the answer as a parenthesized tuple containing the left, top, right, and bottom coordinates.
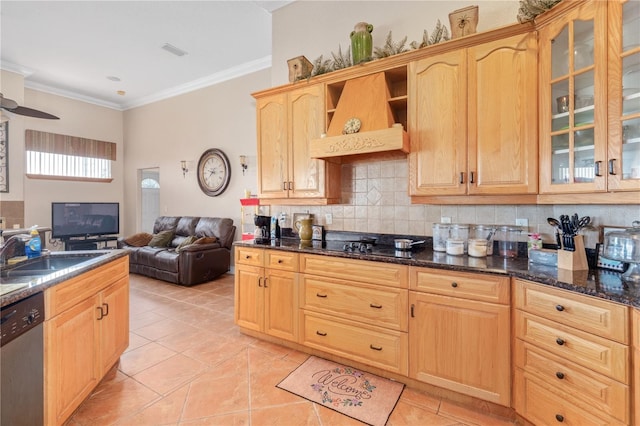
(234, 247, 299, 342)
(409, 32, 538, 201)
(514, 279, 631, 425)
(299, 254, 409, 375)
(44, 257, 129, 426)
(408, 267, 511, 406)
(254, 84, 340, 204)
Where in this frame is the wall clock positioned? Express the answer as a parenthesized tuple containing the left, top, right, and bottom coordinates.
(343, 117, 361, 134)
(197, 148, 231, 196)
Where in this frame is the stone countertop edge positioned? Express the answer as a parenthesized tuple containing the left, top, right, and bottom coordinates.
(233, 240, 640, 309)
(0, 250, 129, 308)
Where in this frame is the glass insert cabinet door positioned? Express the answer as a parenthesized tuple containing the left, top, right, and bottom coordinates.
(539, 1, 607, 193)
(608, 0, 640, 191)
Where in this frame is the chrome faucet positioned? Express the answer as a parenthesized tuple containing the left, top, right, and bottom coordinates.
(0, 234, 30, 265)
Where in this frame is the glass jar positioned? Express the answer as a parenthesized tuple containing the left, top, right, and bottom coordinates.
(468, 239, 488, 258)
(472, 225, 496, 255)
(498, 226, 521, 258)
(446, 239, 465, 256)
(432, 223, 451, 252)
(450, 224, 470, 253)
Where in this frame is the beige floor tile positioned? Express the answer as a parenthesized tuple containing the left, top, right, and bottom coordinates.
(113, 383, 190, 426)
(134, 316, 196, 341)
(179, 411, 250, 425)
(133, 353, 208, 395)
(182, 334, 249, 366)
(389, 400, 463, 426)
(181, 368, 249, 420)
(398, 386, 441, 413)
(130, 309, 168, 330)
(439, 400, 514, 426)
(126, 331, 152, 353)
(119, 341, 177, 376)
(248, 351, 306, 409)
(313, 403, 369, 426)
(250, 401, 320, 426)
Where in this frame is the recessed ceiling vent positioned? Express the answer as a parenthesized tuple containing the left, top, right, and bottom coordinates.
(310, 70, 409, 161)
(161, 43, 188, 57)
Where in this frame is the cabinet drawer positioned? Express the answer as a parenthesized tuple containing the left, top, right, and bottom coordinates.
(633, 308, 639, 349)
(301, 275, 408, 331)
(235, 247, 264, 267)
(46, 257, 128, 318)
(514, 368, 626, 426)
(300, 311, 408, 375)
(265, 250, 298, 271)
(301, 254, 408, 288)
(410, 267, 509, 304)
(515, 310, 629, 383)
(515, 280, 629, 344)
(515, 339, 629, 423)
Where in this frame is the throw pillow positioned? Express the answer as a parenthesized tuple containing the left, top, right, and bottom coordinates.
(175, 235, 197, 253)
(148, 230, 175, 247)
(124, 232, 153, 247)
(194, 236, 217, 245)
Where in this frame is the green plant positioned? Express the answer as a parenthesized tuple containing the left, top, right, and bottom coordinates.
(331, 45, 352, 71)
(310, 55, 333, 77)
(373, 31, 409, 59)
(410, 20, 451, 49)
(516, 0, 562, 23)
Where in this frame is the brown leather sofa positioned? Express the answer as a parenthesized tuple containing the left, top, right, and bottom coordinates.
(117, 216, 235, 286)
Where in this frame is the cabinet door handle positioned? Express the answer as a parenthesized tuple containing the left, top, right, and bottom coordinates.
(556, 337, 565, 346)
(316, 293, 327, 298)
(470, 171, 475, 184)
(594, 160, 602, 177)
(258, 277, 263, 287)
(288, 181, 293, 190)
(96, 306, 104, 320)
(555, 304, 564, 312)
(283, 181, 287, 190)
(459, 172, 465, 184)
(102, 303, 109, 317)
(608, 159, 617, 175)
(370, 303, 382, 309)
(316, 331, 327, 336)
(369, 344, 383, 351)
(555, 372, 565, 380)
(555, 414, 564, 422)
(263, 277, 268, 288)
(410, 304, 415, 318)
(451, 282, 458, 288)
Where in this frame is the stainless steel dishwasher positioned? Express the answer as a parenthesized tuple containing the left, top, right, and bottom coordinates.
(1, 292, 45, 426)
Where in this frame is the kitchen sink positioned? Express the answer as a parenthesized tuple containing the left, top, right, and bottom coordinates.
(1, 253, 103, 278)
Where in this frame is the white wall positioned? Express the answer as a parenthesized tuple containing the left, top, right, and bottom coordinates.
(122, 69, 270, 237)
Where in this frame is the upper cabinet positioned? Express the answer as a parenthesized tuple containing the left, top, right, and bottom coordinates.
(539, 0, 640, 195)
(255, 84, 341, 203)
(409, 32, 538, 198)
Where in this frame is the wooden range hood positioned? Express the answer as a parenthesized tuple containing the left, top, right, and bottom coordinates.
(309, 71, 409, 161)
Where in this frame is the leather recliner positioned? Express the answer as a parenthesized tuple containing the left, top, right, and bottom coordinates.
(117, 216, 235, 286)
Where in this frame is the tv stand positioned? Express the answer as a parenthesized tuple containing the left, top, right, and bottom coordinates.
(64, 236, 118, 251)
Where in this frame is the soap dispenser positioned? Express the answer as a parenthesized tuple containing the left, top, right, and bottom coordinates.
(25, 226, 42, 258)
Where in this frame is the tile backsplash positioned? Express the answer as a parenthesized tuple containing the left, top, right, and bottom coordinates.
(274, 159, 639, 249)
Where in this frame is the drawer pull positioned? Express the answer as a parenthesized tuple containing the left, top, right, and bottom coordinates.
(555, 372, 565, 380)
(245, 255, 250, 259)
(555, 304, 564, 312)
(316, 293, 328, 298)
(277, 259, 283, 263)
(451, 282, 458, 288)
(316, 331, 327, 337)
(555, 414, 564, 422)
(370, 303, 382, 309)
(556, 337, 565, 346)
(369, 344, 383, 351)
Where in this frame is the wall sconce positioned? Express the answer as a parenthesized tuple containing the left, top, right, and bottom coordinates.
(240, 155, 248, 175)
(180, 160, 188, 177)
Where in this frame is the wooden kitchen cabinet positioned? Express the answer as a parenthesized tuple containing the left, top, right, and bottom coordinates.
(633, 308, 640, 425)
(408, 267, 511, 406)
(514, 279, 631, 425)
(254, 84, 340, 203)
(409, 32, 537, 199)
(234, 247, 299, 342)
(44, 257, 129, 426)
(538, 0, 640, 198)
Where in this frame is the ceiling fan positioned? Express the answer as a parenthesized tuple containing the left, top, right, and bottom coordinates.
(0, 93, 59, 119)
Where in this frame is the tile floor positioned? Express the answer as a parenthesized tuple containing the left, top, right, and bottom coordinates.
(65, 273, 515, 426)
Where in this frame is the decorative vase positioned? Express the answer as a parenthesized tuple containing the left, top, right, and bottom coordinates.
(350, 22, 374, 64)
(295, 218, 313, 242)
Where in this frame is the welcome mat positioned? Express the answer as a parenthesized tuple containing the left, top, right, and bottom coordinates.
(277, 356, 405, 426)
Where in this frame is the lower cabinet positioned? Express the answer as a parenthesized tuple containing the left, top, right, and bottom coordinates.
(44, 257, 129, 426)
(633, 308, 639, 426)
(513, 279, 630, 425)
(234, 247, 299, 342)
(408, 267, 511, 406)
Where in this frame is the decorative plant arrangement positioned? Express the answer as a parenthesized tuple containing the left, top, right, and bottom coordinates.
(410, 20, 451, 49)
(516, 0, 562, 23)
(374, 32, 409, 59)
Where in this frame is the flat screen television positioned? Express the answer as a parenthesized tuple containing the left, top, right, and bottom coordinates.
(51, 202, 120, 239)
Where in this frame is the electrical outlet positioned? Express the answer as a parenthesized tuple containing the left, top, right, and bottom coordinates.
(515, 218, 529, 227)
(325, 213, 333, 225)
(440, 217, 452, 224)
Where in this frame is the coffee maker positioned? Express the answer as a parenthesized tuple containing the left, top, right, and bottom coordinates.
(253, 215, 272, 244)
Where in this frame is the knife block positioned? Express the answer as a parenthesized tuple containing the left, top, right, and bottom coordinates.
(558, 234, 589, 271)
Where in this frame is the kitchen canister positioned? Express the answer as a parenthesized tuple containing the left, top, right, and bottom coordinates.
(446, 239, 465, 256)
(498, 226, 521, 258)
(468, 239, 488, 258)
(472, 225, 496, 255)
(450, 224, 470, 253)
(432, 223, 451, 252)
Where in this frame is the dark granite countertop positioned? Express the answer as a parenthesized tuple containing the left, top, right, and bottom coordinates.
(234, 235, 640, 309)
(0, 250, 129, 308)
